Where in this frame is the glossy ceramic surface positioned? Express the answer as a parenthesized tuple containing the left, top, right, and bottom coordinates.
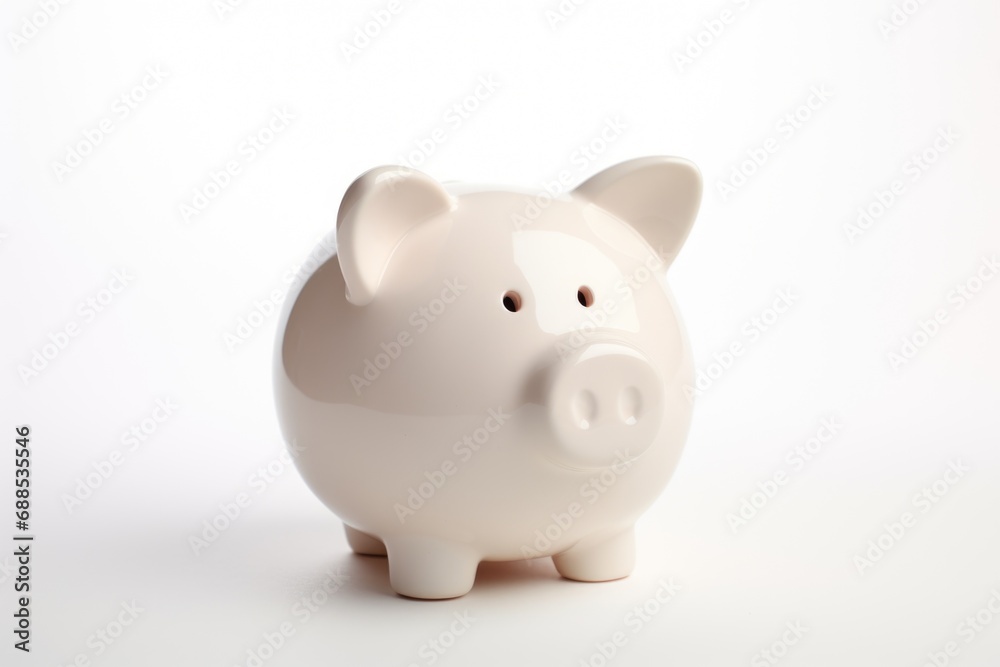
(274, 156, 702, 599)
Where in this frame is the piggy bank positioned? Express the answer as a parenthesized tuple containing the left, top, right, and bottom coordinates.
(274, 156, 701, 599)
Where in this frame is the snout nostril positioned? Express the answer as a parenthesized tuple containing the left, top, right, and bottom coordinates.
(570, 390, 598, 430)
(618, 386, 642, 426)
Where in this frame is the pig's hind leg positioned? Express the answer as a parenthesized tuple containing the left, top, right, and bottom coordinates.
(344, 525, 387, 556)
(552, 526, 635, 582)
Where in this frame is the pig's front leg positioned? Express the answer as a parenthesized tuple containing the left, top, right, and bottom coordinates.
(552, 526, 635, 582)
(344, 524, 387, 556)
(383, 535, 480, 599)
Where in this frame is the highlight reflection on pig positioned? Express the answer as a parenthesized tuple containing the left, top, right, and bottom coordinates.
(274, 156, 702, 599)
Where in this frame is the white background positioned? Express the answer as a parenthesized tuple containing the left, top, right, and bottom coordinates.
(2, 0, 1000, 665)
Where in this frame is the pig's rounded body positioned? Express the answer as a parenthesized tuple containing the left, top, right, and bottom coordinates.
(274, 159, 701, 599)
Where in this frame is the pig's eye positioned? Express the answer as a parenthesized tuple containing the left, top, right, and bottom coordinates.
(577, 286, 595, 307)
(502, 290, 522, 313)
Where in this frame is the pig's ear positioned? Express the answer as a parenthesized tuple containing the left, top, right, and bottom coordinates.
(572, 156, 702, 269)
(336, 166, 453, 306)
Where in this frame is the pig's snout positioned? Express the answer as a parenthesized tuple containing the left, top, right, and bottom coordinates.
(546, 342, 664, 469)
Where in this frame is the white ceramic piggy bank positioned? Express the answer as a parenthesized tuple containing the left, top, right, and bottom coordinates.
(274, 156, 701, 599)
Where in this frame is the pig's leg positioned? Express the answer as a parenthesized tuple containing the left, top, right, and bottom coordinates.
(552, 526, 635, 582)
(344, 525, 387, 556)
(383, 536, 479, 599)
